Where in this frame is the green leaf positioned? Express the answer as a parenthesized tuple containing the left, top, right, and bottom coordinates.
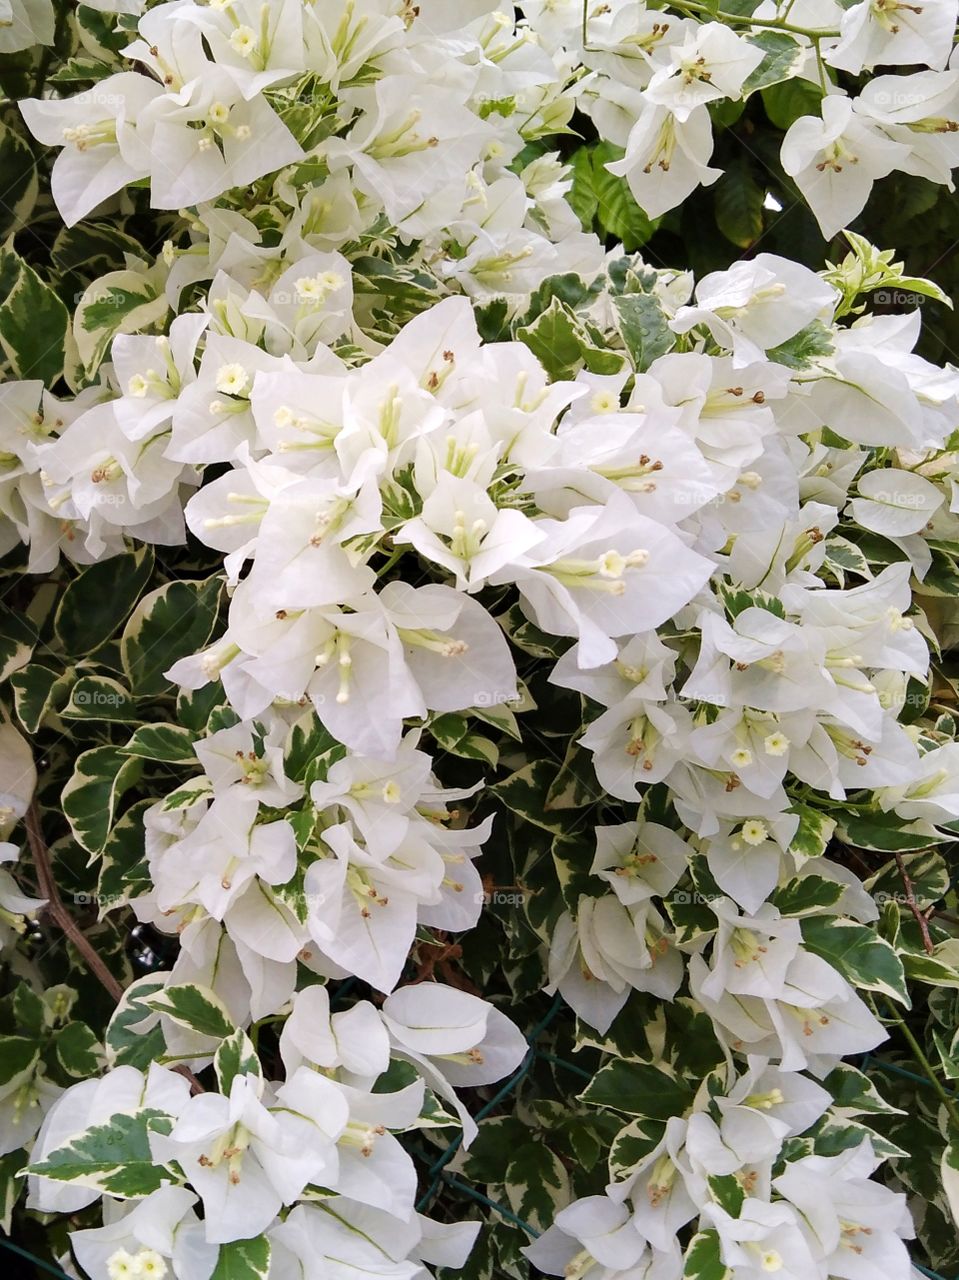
(902, 939, 959, 989)
(145, 983, 236, 1039)
(579, 1061, 694, 1120)
(121, 724, 198, 764)
(105, 975, 166, 1070)
(0, 602, 37, 681)
(97, 799, 151, 913)
(503, 1142, 571, 1232)
(73, 267, 170, 377)
(55, 547, 155, 655)
(121, 576, 222, 697)
(611, 293, 675, 372)
(28, 1109, 176, 1197)
(9, 663, 69, 735)
(838, 811, 949, 852)
(609, 1116, 666, 1184)
(0, 1036, 38, 1092)
(766, 319, 834, 370)
(823, 535, 871, 586)
(742, 33, 804, 92)
(0, 1149, 25, 1233)
(62, 676, 139, 723)
(0, 243, 68, 383)
(53, 1022, 101, 1078)
(824, 1063, 905, 1116)
(590, 142, 659, 250)
(708, 1173, 745, 1216)
(787, 803, 837, 859)
(801, 916, 909, 1003)
(771, 875, 844, 916)
(762, 77, 824, 129)
(210, 1237, 271, 1280)
(684, 1231, 731, 1280)
(429, 713, 499, 766)
(494, 761, 576, 835)
(215, 1028, 261, 1094)
(0, 122, 37, 241)
(941, 1143, 959, 1228)
(714, 156, 764, 249)
(62, 745, 143, 855)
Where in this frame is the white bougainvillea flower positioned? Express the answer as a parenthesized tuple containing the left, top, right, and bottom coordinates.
(19, 73, 162, 226)
(547, 896, 683, 1033)
(134, 67, 304, 210)
(522, 1195, 652, 1279)
(781, 97, 910, 239)
(644, 23, 765, 120)
(607, 102, 722, 218)
(381, 981, 526, 1143)
(827, 0, 958, 73)
(773, 1138, 915, 1274)
(279, 984, 390, 1082)
(69, 1187, 217, 1280)
(669, 254, 838, 368)
(150, 1069, 348, 1244)
(490, 492, 713, 668)
(591, 822, 691, 908)
(703, 1197, 820, 1280)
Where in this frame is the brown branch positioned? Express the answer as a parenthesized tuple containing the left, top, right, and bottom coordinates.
(894, 849, 935, 956)
(25, 801, 126, 1002)
(24, 802, 204, 1094)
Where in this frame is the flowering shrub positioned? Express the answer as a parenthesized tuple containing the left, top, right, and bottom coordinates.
(1, 1, 959, 1279)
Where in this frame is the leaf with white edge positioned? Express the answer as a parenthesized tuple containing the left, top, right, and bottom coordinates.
(708, 1173, 745, 1216)
(210, 1237, 272, 1280)
(54, 547, 155, 656)
(801, 916, 909, 1003)
(503, 1141, 571, 1232)
(121, 725, 198, 764)
(579, 1060, 695, 1120)
(741, 32, 803, 91)
(823, 535, 871, 586)
(53, 1022, 101, 1078)
(121, 576, 222, 697)
(0, 1150, 24, 1234)
(429, 713, 499, 766)
(97, 800, 151, 917)
(61, 745, 142, 855)
(215, 1028, 261, 1094)
(0, 602, 37, 682)
(0, 243, 68, 383)
(105, 974, 166, 1070)
(62, 675, 139, 723)
(145, 983, 236, 1040)
(611, 292, 675, 372)
(73, 266, 170, 377)
(824, 1063, 906, 1116)
(0, 122, 37, 241)
(941, 1143, 959, 1227)
(9, 663, 72, 735)
(684, 1231, 732, 1280)
(27, 1109, 176, 1197)
(865, 851, 949, 910)
(838, 811, 949, 852)
(609, 1116, 666, 1185)
(0, 1037, 38, 1093)
(902, 939, 959, 989)
(771, 875, 844, 916)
